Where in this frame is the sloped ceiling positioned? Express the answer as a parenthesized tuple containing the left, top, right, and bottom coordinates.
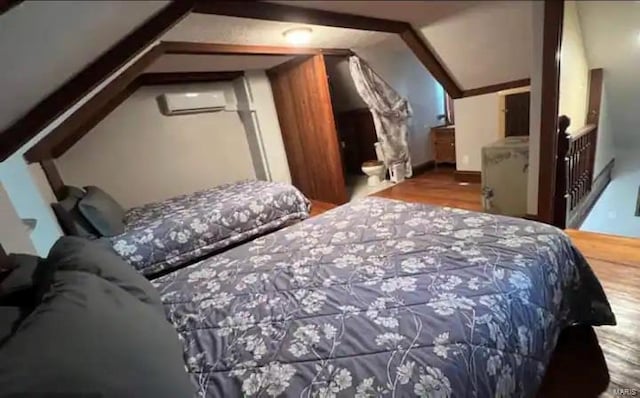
(145, 54, 296, 73)
(162, 13, 393, 48)
(578, 1, 640, 146)
(270, 0, 533, 90)
(0, 0, 168, 132)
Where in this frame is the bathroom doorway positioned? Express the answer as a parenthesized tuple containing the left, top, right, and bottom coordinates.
(324, 55, 392, 200)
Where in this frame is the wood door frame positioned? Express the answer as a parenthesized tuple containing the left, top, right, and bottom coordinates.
(267, 54, 348, 204)
(537, 0, 564, 225)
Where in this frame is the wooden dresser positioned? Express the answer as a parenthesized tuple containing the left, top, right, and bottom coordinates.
(431, 125, 456, 165)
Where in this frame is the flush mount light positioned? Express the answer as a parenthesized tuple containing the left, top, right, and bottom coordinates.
(283, 27, 312, 45)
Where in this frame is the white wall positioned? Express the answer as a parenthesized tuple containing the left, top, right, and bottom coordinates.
(353, 38, 446, 167)
(0, 183, 37, 255)
(527, 0, 545, 215)
(57, 82, 256, 209)
(559, 1, 590, 133)
(0, 156, 62, 256)
(593, 79, 615, 177)
(453, 94, 501, 172)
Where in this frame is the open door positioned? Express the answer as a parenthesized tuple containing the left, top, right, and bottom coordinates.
(505, 92, 531, 136)
(268, 54, 347, 205)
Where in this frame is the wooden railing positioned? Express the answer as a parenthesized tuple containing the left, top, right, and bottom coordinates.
(554, 115, 598, 228)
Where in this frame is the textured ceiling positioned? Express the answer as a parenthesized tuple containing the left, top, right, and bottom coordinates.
(578, 1, 640, 146)
(161, 13, 394, 49)
(145, 54, 296, 73)
(270, 1, 533, 90)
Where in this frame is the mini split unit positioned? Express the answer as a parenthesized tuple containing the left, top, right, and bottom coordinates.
(158, 91, 227, 115)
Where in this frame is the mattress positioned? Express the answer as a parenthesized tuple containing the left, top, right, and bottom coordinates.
(152, 197, 615, 397)
(110, 180, 310, 276)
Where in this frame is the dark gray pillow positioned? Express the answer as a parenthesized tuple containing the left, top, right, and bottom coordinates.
(51, 186, 99, 238)
(0, 270, 194, 397)
(78, 186, 126, 237)
(0, 254, 41, 306)
(45, 237, 162, 312)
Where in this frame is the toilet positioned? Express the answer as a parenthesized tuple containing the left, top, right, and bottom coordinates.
(361, 142, 387, 186)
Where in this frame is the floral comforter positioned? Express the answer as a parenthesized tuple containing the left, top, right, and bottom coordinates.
(110, 180, 310, 276)
(153, 197, 615, 397)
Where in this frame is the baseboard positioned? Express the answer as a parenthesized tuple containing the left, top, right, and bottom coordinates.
(413, 160, 435, 175)
(567, 158, 615, 228)
(454, 170, 481, 183)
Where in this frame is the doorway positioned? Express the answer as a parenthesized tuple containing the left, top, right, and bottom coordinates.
(504, 91, 531, 137)
(324, 55, 392, 200)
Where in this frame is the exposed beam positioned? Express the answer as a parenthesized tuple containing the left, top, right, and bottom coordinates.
(193, 0, 407, 33)
(192, 1, 463, 98)
(399, 28, 463, 98)
(0, 0, 22, 15)
(24, 45, 164, 162)
(137, 71, 245, 86)
(537, 0, 564, 225)
(0, 0, 194, 162)
(462, 78, 531, 98)
(161, 41, 354, 56)
(40, 159, 66, 201)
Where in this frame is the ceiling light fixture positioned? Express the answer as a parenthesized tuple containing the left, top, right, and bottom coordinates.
(283, 27, 312, 45)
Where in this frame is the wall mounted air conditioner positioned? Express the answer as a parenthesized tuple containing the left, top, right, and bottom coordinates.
(158, 91, 226, 115)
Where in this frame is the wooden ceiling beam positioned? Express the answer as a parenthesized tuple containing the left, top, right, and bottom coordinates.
(0, 0, 194, 162)
(192, 0, 464, 98)
(137, 71, 245, 86)
(161, 41, 353, 57)
(193, 0, 407, 33)
(462, 78, 531, 98)
(24, 45, 164, 162)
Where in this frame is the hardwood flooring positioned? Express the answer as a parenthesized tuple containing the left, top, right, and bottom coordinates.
(309, 167, 640, 397)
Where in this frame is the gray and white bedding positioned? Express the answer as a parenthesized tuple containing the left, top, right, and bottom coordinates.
(110, 180, 310, 276)
(153, 197, 615, 397)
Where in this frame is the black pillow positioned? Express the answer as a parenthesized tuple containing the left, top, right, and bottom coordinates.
(0, 254, 41, 306)
(78, 186, 126, 237)
(0, 269, 194, 397)
(51, 186, 100, 238)
(44, 237, 163, 312)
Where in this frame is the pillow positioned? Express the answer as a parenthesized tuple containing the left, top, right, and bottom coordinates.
(78, 186, 125, 236)
(44, 237, 162, 312)
(51, 186, 100, 238)
(0, 269, 194, 397)
(0, 254, 40, 306)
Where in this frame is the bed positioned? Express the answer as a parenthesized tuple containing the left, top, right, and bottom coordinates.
(152, 196, 615, 397)
(109, 180, 310, 276)
(53, 180, 310, 277)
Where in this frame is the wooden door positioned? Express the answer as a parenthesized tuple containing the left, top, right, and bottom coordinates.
(586, 69, 603, 125)
(268, 55, 347, 204)
(505, 92, 530, 136)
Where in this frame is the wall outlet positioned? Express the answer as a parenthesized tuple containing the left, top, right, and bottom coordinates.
(462, 155, 470, 165)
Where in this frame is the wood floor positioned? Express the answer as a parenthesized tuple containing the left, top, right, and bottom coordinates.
(310, 167, 640, 397)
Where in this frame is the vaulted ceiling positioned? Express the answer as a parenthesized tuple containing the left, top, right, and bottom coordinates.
(578, 1, 640, 146)
(270, 0, 533, 90)
(1, 0, 536, 161)
(0, 1, 167, 132)
(162, 13, 393, 49)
